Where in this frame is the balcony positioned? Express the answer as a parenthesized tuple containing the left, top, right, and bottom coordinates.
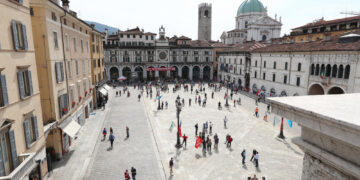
(0, 153, 36, 180)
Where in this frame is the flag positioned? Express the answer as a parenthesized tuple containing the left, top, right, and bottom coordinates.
(157, 95, 163, 100)
(195, 136, 202, 149)
(280, 118, 284, 130)
(224, 92, 227, 99)
(256, 90, 260, 96)
(178, 125, 182, 137)
(287, 120, 293, 128)
(169, 121, 175, 130)
(320, 71, 325, 79)
(273, 116, 280, 126)
(180, 120, 182, 127)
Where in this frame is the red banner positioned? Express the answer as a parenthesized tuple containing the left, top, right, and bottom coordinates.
(147, 67, 175, 71)
(195, 136, 202, 149)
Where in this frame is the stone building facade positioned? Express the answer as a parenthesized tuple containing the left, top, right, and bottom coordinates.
(104, 27, 214, 82)
(198, 3, 212, 41)
(30, 0, 93, 163)
(218, 32, 360, 96)
(0, 0, 46, 179)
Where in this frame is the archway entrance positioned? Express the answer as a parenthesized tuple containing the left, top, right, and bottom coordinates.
(193, 66, 200, 81)
(252, 84, 258, 94)
(328, 87, 345, 94)
(147, 66, 155, 81)
(171, 66, 178, 80)
(238, 79, 242, 88)
(159, 66, 167, 80)
(309, 84, 325, 95)
(110, 67, 119, 82)
(135, 66, 143, 82)
(203, 66, 211, 81)
(122, 67, 131, 82)
(280, 90, 287, 97)
(182, 66, 189, 80)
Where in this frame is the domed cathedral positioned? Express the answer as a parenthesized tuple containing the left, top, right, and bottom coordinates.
(221, 0, 282, 45)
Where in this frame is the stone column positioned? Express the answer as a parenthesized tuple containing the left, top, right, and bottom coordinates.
(143, 68, 147, 79)
(189, 66, 193, 80)
(178, 66, 182, 78)
(200, 68, 204, 80)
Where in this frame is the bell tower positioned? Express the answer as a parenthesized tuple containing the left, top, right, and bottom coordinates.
(198, 3, 212, 41)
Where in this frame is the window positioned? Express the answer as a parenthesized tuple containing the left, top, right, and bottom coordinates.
(146, 35, 148, 40)
(92, 44, 95, 53)
(63, 18, 67, 25)
(272, 74, 276, 82)
(344, 65, 350, 79)
(72, 23, 75, 29)
(245, 21, 248, 28)
(51, 12, 57, 21)
(98, 59, 101, 67)
(17, 70, 33, 99)
(0, 75, 9, 107)
(254, 71, 257, 78)
(81, 39, 84, 52)
(11, 20, 28, 50)
(73, 38, 77, 52)
(195, 57, 199, 62)
(68, 61, 72, 79)
(65, 35, 69, 51)
(82, 61, 85, 75)
(273, 62, 276, 69)
(86, 41, 89, 52)
(296, 77, 300, 86)
(285, 62, 288, 70)
(283, 75, 287, 84)
(240, 59, 242, 65)
(326, 64, 331, 77)
(127, 34, 130, 38)
(310, 64, 314, 75)
(58, 93, 68, 118)
(315, 64, 320, 75)
(91, 33, 95, 42)
(0, 129, 17, 175)
(332, 65, 337, 78)
(55, 62, 64, 83)
(263, 73, 266, 80)
(184, 57, 187, 62)
(172, 57, 176, 62)
(75, 61, 79, 75)
(93, 60, 96, 68)
(264, 61, 266, 68)
(338, 65, 344, 78)
(151, 36, 154, 40)
(53, 32, 59, 49)
(70, 87, 74, 105)
(205, 57, 209, 62)
(24, 115, 39, 148)
(298, 63, 302, 71)
(255, 61, 257, 67)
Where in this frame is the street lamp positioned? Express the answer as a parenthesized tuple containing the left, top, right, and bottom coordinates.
(225, 81, 229, 107)
(157, 89, 161, 110)
(175, 95, 183, 149)
(278, 117, 285, 139)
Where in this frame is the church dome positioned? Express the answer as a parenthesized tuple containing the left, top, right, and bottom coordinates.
(237, 0, 265, 16)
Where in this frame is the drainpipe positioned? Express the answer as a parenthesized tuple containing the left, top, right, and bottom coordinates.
(307, 51, 313, 95)
(60, 11, 71, 118)
(288, 52, 292, 85)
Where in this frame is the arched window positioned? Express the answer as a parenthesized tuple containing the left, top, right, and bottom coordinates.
(273, 62, 277, 69)
(315, 64, 320, 75)
(344, 65, 350, 79)
(310, 64, 315, 75)
(285, 62, 288, 70)
(298, 63, 302, 71)
(338, 65, 344, 78)
(332, 65, 337, 78)
(326, 64, 331, 77)
(264, 61, 266, 68)
(320, 64, 325, 76)
(255, 61, 257, 67)
(240, 59, 242, 65)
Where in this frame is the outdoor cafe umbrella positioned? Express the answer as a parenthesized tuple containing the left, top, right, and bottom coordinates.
(118, 76, 127, 81)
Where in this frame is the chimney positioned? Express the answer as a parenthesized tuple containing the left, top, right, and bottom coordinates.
(61, 0, 70, 12)
(90, 24, 95, 28)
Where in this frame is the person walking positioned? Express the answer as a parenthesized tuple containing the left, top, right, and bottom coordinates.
(110, 127, 113, 134)
(124, 169, 130, 180)
(234, 99, 236, 107)
(228, 136, 233, 148)
(119, 90, 121, 96)
(109, 133, 115, 148)
(212, 92, 214, 99)
(254, 152, 259, 167)
(131, 167, 137, 180)
(102, 128, 107, 140)
(126, 126, 129, 138)
(207, 139, 212, 153)
(214, 134, 219, 150)
(255, 107, 259, 118)
(241, 149, 246, 165)
(182, 134, 188, 148)
(161, 102, 164, 110)
(169, 158, 174, 175)
(202, 136, 207, 153)
(165, 101, 168, 109)
(195, 123, 198, 136)
(189, 98, 191, 106)
(250, 149, 257, 161)
(209, 122, 212, 135)
(267, 104, 270, 113)
(224, 116, 228, 129)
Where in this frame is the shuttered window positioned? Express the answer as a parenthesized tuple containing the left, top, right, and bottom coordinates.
(24, 116, 39, 148)
(17, 70, 33, 99)
(58, 94, 68, 118)
(55, 62, 64, 83)
(11, 20, 28, 51)
(53, 31, 58, 49)
(0, 75, 9, 107)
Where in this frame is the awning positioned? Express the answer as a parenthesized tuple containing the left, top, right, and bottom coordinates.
(60, 120, 81, 138)
(103, 84, 111, 91)
(99, 87, 108, 96)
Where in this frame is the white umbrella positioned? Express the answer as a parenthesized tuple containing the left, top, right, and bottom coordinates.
(118, 76, 127, 80)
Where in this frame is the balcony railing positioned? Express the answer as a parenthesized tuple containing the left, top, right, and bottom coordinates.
(0, 153, 36, 180)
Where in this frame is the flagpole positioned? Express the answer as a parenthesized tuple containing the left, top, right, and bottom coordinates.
(175, 96, 183, 148)
(278, 117, 285, 139)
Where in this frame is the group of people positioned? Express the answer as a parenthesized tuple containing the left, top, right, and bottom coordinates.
(102, 126, 130, 148)
(124, 167, 137, 180)
(241, 149, 260, 168)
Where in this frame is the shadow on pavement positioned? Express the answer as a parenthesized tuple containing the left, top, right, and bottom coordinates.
(51, 150, 75, 170)
(106, 147, 113, 151)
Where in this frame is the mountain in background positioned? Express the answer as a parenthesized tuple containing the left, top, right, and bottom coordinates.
(85, 21, 119, 35)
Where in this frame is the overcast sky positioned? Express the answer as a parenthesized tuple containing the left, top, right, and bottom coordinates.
(70, 0, 360, 41)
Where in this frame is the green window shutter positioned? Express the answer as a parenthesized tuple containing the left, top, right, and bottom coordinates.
(9, 130, 19, 168)
(1, 75, 9, 106)
(28, 71, 33, 96)
(60, 62, 64, 82)
(55, 62, 59, 83)
(0, 135, 5, 176)
(33, 116, 39, 140)
(22, 24, 28, 50)
(11, 20, 19, 50)
(17, 72, 24, 99)
(24, 119, 31, 148)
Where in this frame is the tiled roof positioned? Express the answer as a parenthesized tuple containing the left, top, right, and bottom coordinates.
(189, 40, 212, 47)
(178, 36, 192, 40)
(293, 16, 360, 30)
(217, 42, 266, 53)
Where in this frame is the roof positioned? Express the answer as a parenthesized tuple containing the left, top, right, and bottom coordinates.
(177, 36, 192, 40)
(189, 40, 212, 47)
(217, 42, 266, 53)
(227, 29, 247, 33)
(119, 27, 156, 35)
(254, 31, 360, 52)
(293, 16, 360, 30)
(268, 94, 360, 128)
(237, 0, 265, 16)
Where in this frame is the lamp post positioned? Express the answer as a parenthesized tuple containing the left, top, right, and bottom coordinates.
(157, 89, 161, 110)
(278, 117, 285, 139)
(175, 95, 182, 149)
(225, 81, 229, 107)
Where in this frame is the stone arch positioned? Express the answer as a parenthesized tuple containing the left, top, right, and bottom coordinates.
(193, 66, 201, 81)
(122, 67, 132, 81)
(327, 86, 345, 94)
(280, 90, 287, 97)
(110, 67, 119, 81)
(338, 65, 344, 78)
(182, 66, 190, 80)
(159, 66, 167, 80)
(344, 65, 350, 79)
(134, 66, 144, 82)
(308, 83, 325, 95)
(203, 66, 211, 81)
(171, 66, 178, 80)
(147, 66, 156, 81)
(270, 88, 276, 95)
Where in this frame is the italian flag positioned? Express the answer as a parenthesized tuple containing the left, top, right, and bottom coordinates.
(320, 71, 325, 79)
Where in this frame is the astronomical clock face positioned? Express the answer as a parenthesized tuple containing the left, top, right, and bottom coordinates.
(157, 50, 169, 62)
